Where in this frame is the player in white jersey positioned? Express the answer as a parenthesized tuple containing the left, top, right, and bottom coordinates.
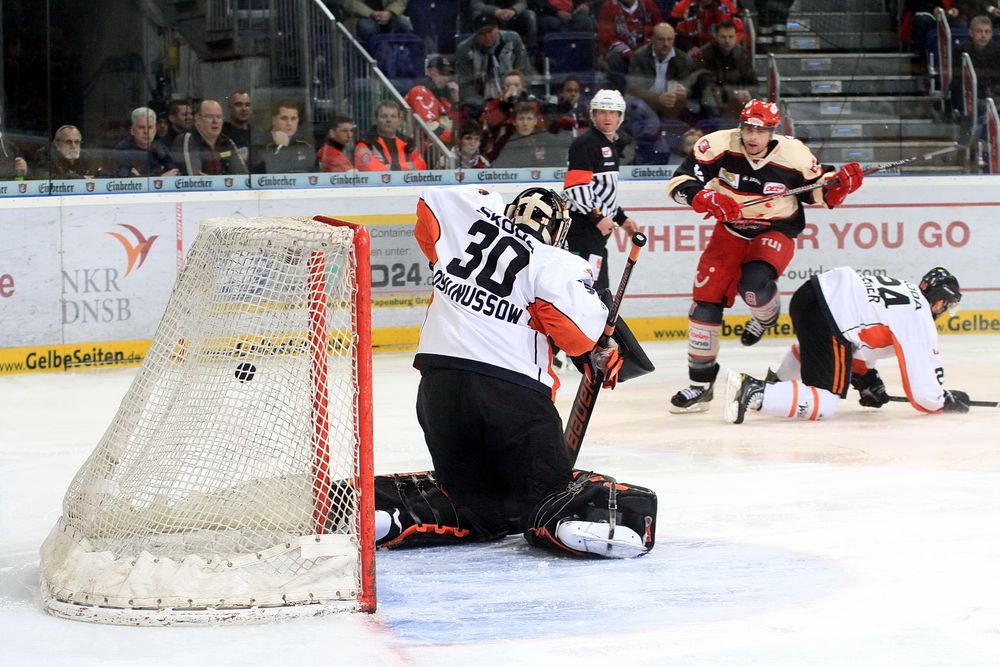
(723, 266, 971, 423)
(370, 185, 657, 559)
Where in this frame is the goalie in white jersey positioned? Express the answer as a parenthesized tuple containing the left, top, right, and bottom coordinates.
(369, 185, 657, 559)
(724, 266, 971, 423)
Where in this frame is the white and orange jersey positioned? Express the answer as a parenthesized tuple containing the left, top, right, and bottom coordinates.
(816, 267, 947, 412)
(413, 185, 608, 399)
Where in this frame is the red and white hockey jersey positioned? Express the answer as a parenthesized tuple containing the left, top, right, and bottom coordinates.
(414, 185, 608, 399)
(816, 267, 947, 412)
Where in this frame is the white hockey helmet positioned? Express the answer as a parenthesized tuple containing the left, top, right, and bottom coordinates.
(589, 89, 627, 129)
(505, 187, 571, 247)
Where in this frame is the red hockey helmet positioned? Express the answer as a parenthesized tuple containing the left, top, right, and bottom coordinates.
(405, 86, 442, 122)
(740, 99, 781, 129)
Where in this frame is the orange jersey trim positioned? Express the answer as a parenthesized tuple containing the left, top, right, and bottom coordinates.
(788, 381, 799, 418)
(526, 298, 598, 357)
(414, 198, 441, 265)
(563, 168, 593, 188)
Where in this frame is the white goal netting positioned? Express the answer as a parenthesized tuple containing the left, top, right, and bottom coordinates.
(40, 217, 374, 624)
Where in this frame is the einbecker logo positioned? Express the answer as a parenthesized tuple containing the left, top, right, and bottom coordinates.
(105, 224, 159, 276)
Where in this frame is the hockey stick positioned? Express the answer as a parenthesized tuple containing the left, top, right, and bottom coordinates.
(564, 232, 647, 466)
(887, 395, 1000, 408)
(739, 145, 962, 209)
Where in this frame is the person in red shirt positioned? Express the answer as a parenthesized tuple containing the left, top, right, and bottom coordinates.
(317, 115, 356, 172)
(597, 0, 663, 87)
(354, 100, 427, 171)
(671, 0, 744, 54)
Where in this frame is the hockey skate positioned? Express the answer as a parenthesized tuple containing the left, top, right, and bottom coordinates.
(740, 318, 772, 346)
(555, 520, 647, 558)
(765, 368, 780, 383)
(724, 370, 766, 424)
(669, 383, 714, 413)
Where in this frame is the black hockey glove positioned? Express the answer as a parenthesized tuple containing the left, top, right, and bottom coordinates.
(850, 368, 889, 408)
(943, 390, 971, 413)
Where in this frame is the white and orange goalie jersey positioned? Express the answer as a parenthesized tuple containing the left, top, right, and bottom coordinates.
(817, 267, 947, 412)
(414, 185, 608, 399)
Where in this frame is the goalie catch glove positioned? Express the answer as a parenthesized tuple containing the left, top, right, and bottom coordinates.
(943, 390, 971, 413)
(850, 368, 889, 408)
(822, 162, 864, 208)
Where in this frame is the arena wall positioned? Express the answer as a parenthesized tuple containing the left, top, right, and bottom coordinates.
(2, 175, 998, 374)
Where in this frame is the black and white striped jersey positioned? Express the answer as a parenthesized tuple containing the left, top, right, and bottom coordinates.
(562, 128, 629, 226)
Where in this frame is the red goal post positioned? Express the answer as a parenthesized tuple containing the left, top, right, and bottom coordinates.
(40, 215, 375, 624)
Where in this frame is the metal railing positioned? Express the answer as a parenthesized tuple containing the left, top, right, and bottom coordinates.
(206, 0, 455, 169)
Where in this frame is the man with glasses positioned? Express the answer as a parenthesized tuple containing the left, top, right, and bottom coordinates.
(33, 125, 105, 179)
(175, 99, 248, 176)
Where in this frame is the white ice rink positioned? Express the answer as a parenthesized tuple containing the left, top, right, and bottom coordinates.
(2, 336, 999, 666)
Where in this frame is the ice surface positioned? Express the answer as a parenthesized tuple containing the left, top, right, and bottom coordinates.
(3, 336, 1000, 666)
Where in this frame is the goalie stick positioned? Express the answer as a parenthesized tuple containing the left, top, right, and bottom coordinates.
(887, 395, 999, 408)
(564, 232, 647, 466)
(739, 145, 962, 209)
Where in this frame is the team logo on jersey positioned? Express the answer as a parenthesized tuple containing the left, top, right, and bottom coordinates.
(719, 168, 739, 189)
(601, 146, 612, 158)
(763, 182, 786, 195)
(809, 159, 820, 173)
(697, 138, 710, 154)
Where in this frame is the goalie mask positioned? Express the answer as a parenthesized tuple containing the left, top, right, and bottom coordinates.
(919, 267, 962, 318)
(505, 187, 571, 247)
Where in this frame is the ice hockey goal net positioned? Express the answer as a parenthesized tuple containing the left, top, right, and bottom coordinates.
(40, 216, 375, 624)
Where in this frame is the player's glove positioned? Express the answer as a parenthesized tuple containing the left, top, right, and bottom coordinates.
(942, 389, 971, 413)
(583, 345, 624, 390)
(850, 368, 889, 408)
(822, 162, 864, 208)
(691, 189, 741, 223)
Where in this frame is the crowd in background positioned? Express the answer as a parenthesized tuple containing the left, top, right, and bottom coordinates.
(2, 0, 999, 181)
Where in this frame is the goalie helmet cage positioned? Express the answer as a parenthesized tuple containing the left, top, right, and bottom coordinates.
(39, 216, 375, 625)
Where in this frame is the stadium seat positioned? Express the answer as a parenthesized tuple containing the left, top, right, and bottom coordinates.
(543, 32, 596, 77)
(408, 0, 460, 54)
(369, 33, 427, 85)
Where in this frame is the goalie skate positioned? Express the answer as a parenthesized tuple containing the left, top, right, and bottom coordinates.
(555, 520, 647, 559)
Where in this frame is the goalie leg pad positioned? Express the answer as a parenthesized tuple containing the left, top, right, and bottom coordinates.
(524, 470, 657, 558)
(372, 471, 508, 548)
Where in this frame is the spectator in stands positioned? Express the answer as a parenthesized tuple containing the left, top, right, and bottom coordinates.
(626, 22, 694, 162)
(471, 0, 538, 50)
(114, 107, 180, 177)
(155, 112, 170, 142)
(480, 69, 545, 160)
(754, 0, 794, 54)
(671, 0, 744, 55)
(174, 99, 248, 175)
(406, 85, 454, 145)
(951, 15, 1000, 122)
(691, 19, 757, 123)
(948, 1, 1000, 28)
(679, 125, 704, 157)
(165, 99, 194, 148)
(255, 100, 316, 173)
(33, 125, 105, 179)
(492, 101, 570, 166)
(334, 0, 414, 50)
(455, 13, 531, 120)
(451, 120, 491, 167)
(537, 0, 594, 38)
(412, 56, 460, 130)
(223, 91, 252, 164)
(318, 115, 356, 172)
(0, 109, 28, 179)
(597, 0, 663, 87)
(544, 75, 591, 136)
(354, 99, 427, 170)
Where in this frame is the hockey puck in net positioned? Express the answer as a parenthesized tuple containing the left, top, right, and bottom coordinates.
(235, 362, 257, 382)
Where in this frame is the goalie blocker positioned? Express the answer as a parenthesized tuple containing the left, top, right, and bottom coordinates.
(366, 470, 656, 558)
